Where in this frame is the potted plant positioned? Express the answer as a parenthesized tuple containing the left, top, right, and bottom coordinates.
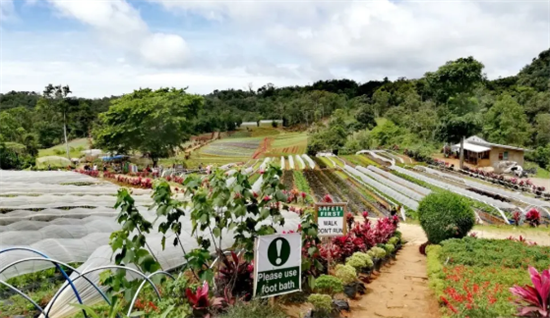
(335, 264, 364, 299)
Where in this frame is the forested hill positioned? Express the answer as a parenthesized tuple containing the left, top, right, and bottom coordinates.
(1, 49, 549, 170)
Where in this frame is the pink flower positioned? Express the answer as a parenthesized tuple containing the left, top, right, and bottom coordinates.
(323, 194, 333, 203)
(259, 169, 265, 175)
(263, 195, 270, 202)
(509, 266, 550, 317)
(362, 211, 369, 218)
(252, 191, 258, 198)
(301, 192, 306, 199)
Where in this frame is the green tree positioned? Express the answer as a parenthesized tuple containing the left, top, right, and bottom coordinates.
(534, 114, 550, 146)
(424, 56, 485, 104)
(93, 88, 203, 165)
(354, 105, 376, 130)
(372, 89, 390, 117)
(483, 94, 532, 146)
(43, 84, 72, 159)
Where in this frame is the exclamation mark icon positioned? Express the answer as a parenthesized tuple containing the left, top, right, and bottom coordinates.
(275, 239, 282, 265)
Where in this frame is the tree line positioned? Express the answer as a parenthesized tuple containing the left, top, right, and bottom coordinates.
(1, 48, 549, 170)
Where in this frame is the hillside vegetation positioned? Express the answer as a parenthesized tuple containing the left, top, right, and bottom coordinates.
(1, 49, 549, 170)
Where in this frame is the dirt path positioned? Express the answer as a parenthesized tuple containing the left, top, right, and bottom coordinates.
(346, 243, 440, 318)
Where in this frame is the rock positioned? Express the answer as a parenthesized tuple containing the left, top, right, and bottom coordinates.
(332, 299, 350, 312)
(375, 311, 403, 318)
(303, 309, 313, 318)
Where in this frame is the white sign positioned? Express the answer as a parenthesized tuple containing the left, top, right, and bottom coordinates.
(316, 203, 347, 237)
(253, 233, 301, 298)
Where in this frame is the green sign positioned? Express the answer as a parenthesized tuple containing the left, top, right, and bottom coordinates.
(316, 203, 346, 237)
(254, 233, 301, 298)
(318, 205, 344, 218)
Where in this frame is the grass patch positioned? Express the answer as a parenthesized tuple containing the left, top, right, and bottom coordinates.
(219, 300, 287, 318)
(38, 138, 90, 158)
(524, 161, 550, 178)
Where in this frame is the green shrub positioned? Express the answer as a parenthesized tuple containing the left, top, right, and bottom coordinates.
(219, 300, 287, 318)
(388, 236, 400, 246)
(440, 237, 550, 270)
(384, 244, 395, 254)
(346, 252, 376, 272)
(313, 275, 344, 296)
(307, 294, 332, 315)
(352, 252, 374, 269)
(367, 247, 386, 259)
(334, 264, 357, 284)
(418, 191, 475, 244)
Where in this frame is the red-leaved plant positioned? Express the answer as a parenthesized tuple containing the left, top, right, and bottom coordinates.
(526, 209, 541, 227)
(323, 194, 333, 203)
(509, 266, 550, 317)
(186, 281, 212, 318)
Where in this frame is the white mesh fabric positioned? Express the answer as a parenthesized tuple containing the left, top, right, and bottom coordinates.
(42, 210, 301, 318)
(295, 155, 306, 169)
(0, 218, 118, 246)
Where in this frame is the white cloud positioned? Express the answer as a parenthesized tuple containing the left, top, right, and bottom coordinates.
(151, 0, 549, 79)
(0, 0, 16, 23)
(45, 0, 190, 67)
(1, 0, 549, 97)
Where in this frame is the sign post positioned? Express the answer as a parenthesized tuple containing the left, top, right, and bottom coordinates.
(253, 233, 301, 298)
(315, 203, 347, 237)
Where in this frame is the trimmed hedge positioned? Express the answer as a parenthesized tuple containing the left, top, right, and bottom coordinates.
(418, 191, 475, 244)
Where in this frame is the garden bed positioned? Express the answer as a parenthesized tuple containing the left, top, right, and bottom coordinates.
(426, 237, 550, 318)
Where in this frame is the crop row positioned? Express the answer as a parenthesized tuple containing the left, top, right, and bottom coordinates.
(303, 170, 340, 202)
(292, 171, 313, 203)
(338, 171, 391, 216)
(281, 171, 295, 190)
(321, 169, 379, 215)
(313, 157, 328, 169)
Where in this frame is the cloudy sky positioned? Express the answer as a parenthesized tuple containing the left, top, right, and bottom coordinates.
(1, 0, 548, 97)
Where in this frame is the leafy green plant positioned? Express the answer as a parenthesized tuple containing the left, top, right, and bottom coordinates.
(384, 244, 395, 254)
(418, 191, 475, 244)
(308, 294, 333, 316)
(293, 170, 313, 203)
(346, 253, 373, 272)
(367, 247, 386, 259)
(218, 300, 287, 318)
(101, 188, 160, 306)
(313, 275, 344, 296)
(334, 264, 357, 285)
(71, 300, 146, 318)
(388, 236, 400, 246)
(353, 252, 374, 269)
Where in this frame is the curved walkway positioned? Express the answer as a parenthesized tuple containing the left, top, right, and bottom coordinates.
(345, 242, 440, 318)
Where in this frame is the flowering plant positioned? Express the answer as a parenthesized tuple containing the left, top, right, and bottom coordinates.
(526, 209, 541, 227)
(510, 266, 550, 317)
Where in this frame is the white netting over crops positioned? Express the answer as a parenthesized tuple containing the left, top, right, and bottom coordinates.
(0, 182, 151, 196)
(421, 166, 550, 210)
(367, 166, 431, 196)
(288, 155, 295, 169)
(0, 216, 113, 232)
(345, 165, 419, 210)
(356, 166, 426, 201)
(0, 170, 101, 184)
(0, 217, 118, 246)
(295, 155, 306, 169)
(302, 154, 315, 169)
(41, 210, 302, 318)
(0, 194, 152, 209)
(391, 166, 515, 211)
